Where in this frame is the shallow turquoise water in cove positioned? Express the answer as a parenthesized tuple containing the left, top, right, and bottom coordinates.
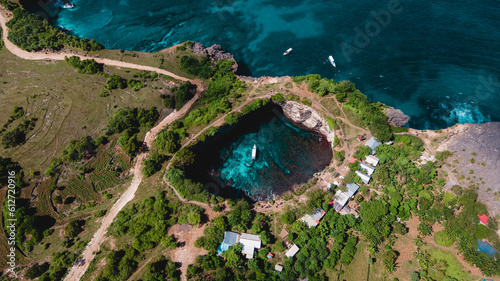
(185, 105, 332, 201)
(51, 0, 500, 129)
(217, 115, 331, 200)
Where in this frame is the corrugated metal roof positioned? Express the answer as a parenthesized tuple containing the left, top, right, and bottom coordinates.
(223, 231, 239, 245)
(285, 244, 300, 257)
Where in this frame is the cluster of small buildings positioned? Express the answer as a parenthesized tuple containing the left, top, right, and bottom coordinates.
(216, 207, 329, 274)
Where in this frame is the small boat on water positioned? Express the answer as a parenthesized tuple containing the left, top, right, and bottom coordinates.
(283, 48, 292, 55)
(251, 144, 257, 159)
(63, 3, 75, 9)
(328, 55, 336, 67)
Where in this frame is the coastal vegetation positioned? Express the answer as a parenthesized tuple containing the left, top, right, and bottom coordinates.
(4, 5, 103, 52)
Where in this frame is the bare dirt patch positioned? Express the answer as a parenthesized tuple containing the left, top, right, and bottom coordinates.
(168, 224, 208, 281)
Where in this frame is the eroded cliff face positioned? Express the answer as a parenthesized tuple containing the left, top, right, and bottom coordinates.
(280, 101, 336, 146)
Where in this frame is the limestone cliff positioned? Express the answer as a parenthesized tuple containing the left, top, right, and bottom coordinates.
(384, 106, 410, 127)
(279, 101, 336, 146)
(190, 42, 238, 72)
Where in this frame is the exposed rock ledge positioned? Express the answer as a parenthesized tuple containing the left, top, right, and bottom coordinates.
(437, 122, 500, 219)
(280, 101, 336, 146)
(190, 42, 238, 72)
(384, 106, 410, 127)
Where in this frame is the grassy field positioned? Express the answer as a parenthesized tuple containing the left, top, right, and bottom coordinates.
(89, 43, 201, 81)
(423, 245, 479, 281)
(0, 48, 174, 173)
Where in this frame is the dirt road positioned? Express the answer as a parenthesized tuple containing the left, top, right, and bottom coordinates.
(63, 93, 200, 281)
(0, 9, 189, 82)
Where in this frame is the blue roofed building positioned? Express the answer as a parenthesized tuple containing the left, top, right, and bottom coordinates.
(477, 240, 498, 259)
(365, 137, 381, 154)
(217, 231, 239, 255)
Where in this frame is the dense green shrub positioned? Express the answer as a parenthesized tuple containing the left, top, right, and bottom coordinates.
(2, 117, 37, 148)
(154, 129, 180, 153)
(64, 56, 103, 74)
(105, 75, 127, 90)
(161, 81, 196, 110)
(142, 152, 168, 177)
(434, 230, 454, 247)
(144, 255, 180, 281)
(110, 192, 176, 252)
(166, 168, 209, 203)
(64, 220, 83, 238)
(179, 56, 214, 78)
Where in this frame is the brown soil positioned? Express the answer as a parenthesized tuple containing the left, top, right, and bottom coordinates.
(168, 224, 209, 281)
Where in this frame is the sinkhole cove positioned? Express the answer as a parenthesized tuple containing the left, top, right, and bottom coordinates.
(185, 103, 333, 201)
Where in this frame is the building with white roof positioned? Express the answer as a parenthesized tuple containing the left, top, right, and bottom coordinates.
(239, 233, 262, 259)
(333, 183, 360, 212)
(359, 162, 375, 176)
(355, 170, 371, 184)
(365, 155, 379, 166)
(300, 208, 326, 228)
(285, 244, 300, 258)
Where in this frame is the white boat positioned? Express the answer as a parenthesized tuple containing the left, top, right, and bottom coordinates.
(63, 3, 75, 9)
(328, 55, 336, 67)
(251, 144, 257, 159)
(283, 48, 292, 55)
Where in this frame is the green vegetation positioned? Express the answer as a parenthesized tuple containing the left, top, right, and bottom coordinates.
(142, 151, 168, 177)
(294, 74, 393, 142)
(1, 117, 37, 148)
(161, 81, 196, 110)
(435, 150, 453, 162)
(144, 255, 180, 281)
(95, 247, 139, 281)
(179, 55, 214, 79)
(110, 191, 179, 252)
(326, 116, 340, 130)
(64, 56, 103, 74)
(0, 106, 25, 134)
(434, 230, 454, 247)
(6, 7, 103, 52)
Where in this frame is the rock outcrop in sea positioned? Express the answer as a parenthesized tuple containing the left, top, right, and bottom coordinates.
(190, 42, 238, 71)
(384, 106, 410, 127)
(280, 101, 336, 146)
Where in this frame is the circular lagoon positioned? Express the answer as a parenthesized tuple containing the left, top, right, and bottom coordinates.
(185, 104, 332, 201)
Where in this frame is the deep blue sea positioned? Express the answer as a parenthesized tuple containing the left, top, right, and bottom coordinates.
(49, 0, 500, 129)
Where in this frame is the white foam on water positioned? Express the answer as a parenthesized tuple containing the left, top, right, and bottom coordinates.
(442, 102, 491, 125)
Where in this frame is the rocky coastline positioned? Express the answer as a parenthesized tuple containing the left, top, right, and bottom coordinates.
(189, 42, 238, 72)
(279, 101, 336, 146)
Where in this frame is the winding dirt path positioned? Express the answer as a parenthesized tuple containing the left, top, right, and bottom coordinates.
(0, 9, 189, 82)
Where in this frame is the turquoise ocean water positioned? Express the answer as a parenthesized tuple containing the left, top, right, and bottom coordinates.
(51, 0, 500, 129)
